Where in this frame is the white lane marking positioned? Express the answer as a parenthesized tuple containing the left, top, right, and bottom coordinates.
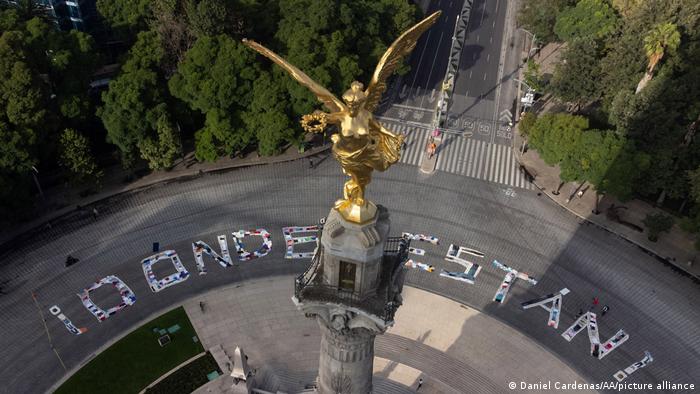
(456, 137, 468, 173)
(469, 70, 472, 79)
(465, 139, 475, 177)
(493, 144, 501, 182)
(480, 1, 487, 26)
(487, 54, 490, 63)
(475, 140, 487, 178)
(410, 129, 427, 165)
(484, 73, 488, 80)
(409, 29, 433, 94)
(420, 31, 445, 108)
(451, 137, 463, 172)
(500, 145, 508, 183)
(505, 145, 513, 185)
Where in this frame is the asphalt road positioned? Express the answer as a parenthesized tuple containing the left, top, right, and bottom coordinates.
(399, 0, 463, 110)
(453, 0, 506, 101)
(380, 0, 520, 147)
(1, 158, 698, 393)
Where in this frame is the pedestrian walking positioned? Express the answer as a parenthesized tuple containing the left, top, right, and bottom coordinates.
(309, 158, 314, 169)
(577, 308, 583, 317)
(592, 297, 599, 306)
(92, 207, 99, 219)
(601, 305, 610, 316)
(417, 378, 423, 391)
(428, 142, 437, 159)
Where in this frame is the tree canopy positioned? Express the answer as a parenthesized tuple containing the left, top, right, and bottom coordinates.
(554, 0, 618, 42)
(517, 0, 575, 44)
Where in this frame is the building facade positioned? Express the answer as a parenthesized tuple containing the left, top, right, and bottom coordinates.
(1, 0, 97, 32)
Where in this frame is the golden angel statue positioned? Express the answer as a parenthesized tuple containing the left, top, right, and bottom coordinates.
(242, 11, 442, 223)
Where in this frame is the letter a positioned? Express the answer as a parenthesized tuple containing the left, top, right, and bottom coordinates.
(520, 288, 569, 329)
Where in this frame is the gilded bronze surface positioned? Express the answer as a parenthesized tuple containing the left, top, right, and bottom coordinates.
(242, 11, 442, 223)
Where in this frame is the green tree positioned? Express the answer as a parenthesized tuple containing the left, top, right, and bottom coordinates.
(527, 113, 589, 165)
(186, 0, 228, 37)
(517, 0, 574, 44)
(690, 166, 700, 204)
(96, 0, 151, 39)
(598, 144, 650, 201)
(523, 59, 544, 92)
(194, 109, 250, 162)
(519, 112, 537, 137)
(611, 0, 642, 18)
(98, 31, 169, 167)
(59, 128, 101, 183)
(138, 115, 181, 170)
(0, 120, 37, 172)
(643, 212, 675, 242)
(274, 0, 419, 115)
(170, 34, 258, 113)
(636, 22, 681, 93)
(554, 0, 618, 42)
(549, 38, 603, 109)
(242, 72, 294, 156)
(0, 30, 48, 172)
(170, 34, 259, 161)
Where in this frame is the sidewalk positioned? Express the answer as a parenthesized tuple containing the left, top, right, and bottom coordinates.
(512, 45, 699, 280)
(515, 136, 698, 279)
(3, 142, 331, 246)
(183, 276, 592, 393)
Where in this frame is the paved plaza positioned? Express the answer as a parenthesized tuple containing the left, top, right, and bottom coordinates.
(184, 277, 591, 393)
(0, 160, 698, 393)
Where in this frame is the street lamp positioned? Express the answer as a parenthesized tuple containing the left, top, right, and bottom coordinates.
(513, 78, 534, 93)
(31, 166, 44, 200)
(520, 28, 537, 61)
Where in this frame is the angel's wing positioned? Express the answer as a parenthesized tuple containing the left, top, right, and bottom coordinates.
(242, 39, 346, 113)
(364, 11, 442, 112)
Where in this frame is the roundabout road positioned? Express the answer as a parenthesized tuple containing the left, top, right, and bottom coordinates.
(0, 158, 698, 393)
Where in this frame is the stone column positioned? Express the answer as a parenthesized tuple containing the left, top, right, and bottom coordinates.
(317, 317, 376, 393)
(293, 205, 403, 394)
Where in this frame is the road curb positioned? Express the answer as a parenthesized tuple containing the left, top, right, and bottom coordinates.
(2, 146, 332, 249)
(514, 153, 699, 282)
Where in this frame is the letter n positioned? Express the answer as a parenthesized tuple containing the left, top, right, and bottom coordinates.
(562, 312, 629, 359)
(192, 235, 233, 274)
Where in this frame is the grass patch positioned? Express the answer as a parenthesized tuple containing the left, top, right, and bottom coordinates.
(56, 306, 204, 394)
(145, 352, 221, 394)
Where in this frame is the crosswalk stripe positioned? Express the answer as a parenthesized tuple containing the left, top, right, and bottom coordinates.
(476, 140, 487, 179)
(498, 145, 506, 183)
(461, 138, 473, 175)
(442, 137, 453, 172)
(412, 129, 426, 165)
(490, 145, 499, 182)
(456, 137, 467, 174)
(380, 118, 532, 190)
(447, 137, 459, 172)
(473, 140, 485, 178)
(505, 146, 513, 185)
(492, 144, 500, 182)
(502, 145, 509, 185)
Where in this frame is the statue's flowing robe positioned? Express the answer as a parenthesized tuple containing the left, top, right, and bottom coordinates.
(332, 119, 404, 186)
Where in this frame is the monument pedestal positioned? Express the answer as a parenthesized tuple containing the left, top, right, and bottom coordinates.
(292, 205, 409, 393)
